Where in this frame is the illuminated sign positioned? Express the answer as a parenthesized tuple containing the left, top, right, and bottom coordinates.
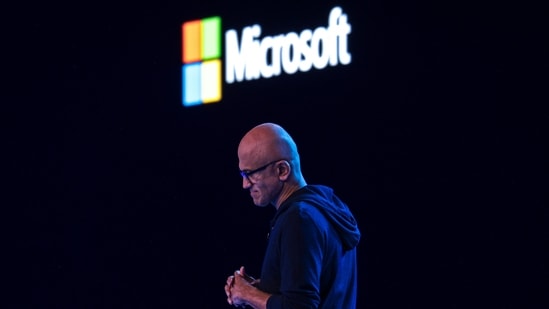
(181, 6, 351, 107)
(181, 17, 222, 107)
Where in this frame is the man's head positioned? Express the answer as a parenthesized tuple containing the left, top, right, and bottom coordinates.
(238, 123, 306, 208)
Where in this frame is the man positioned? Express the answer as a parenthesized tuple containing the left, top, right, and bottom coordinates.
(224, 122, 361, 309)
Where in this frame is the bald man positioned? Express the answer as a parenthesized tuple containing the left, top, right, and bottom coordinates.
(225, 123, 361, 309)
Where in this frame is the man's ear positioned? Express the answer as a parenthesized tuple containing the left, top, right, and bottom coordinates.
(278, 160, 291, 179)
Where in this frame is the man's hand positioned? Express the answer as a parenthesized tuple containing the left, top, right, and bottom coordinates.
(226, 266, 257, 307)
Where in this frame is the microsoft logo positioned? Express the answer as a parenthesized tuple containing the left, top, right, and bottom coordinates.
(181, 16, 222, 107)
(181, 6, 351, 108)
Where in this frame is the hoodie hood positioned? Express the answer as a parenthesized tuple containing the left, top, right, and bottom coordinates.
(275, 184, 361, 250)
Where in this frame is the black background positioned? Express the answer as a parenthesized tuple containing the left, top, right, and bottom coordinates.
(6, 1, 547, 308)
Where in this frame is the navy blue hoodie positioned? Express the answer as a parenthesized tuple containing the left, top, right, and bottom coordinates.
(258, 185, 361, 309)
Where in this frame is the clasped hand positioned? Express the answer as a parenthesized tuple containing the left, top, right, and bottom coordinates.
(225, 266, 259, 307)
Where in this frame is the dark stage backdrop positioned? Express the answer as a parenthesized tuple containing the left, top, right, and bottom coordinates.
(6, 1, 546, 308)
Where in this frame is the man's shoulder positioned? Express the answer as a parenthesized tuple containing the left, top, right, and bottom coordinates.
(282, 200, 328, 223)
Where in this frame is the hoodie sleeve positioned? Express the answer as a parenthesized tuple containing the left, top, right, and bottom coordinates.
(266, 203, 325, 308)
